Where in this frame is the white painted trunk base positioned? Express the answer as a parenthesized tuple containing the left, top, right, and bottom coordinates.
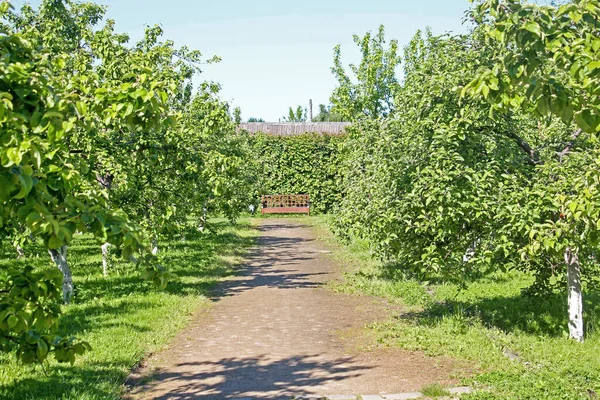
(151, 238, 159, 255)
(565, 247, 584, 342)
(101, 243, 110, 276)
(49, 246, 73, 304)
(198, 203, 208, 231)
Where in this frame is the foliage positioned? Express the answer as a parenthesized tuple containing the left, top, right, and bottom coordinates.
(314, 215, 600, 399)
(249, 133, 345, 214)
(0, 1, 154, 364)
(468, 0, 600, 133)
(247, 117, 265, 122)
(283, 105, 307, 122)
(463, 0, 600, 340)
(0, 266, 91, 365)
(0, 219, 257, 400)
(0, 0, 248, 365)
(331, 4, 600, 342)
(330, 24, 401, 121)
(233, 107, 242, 124)
(463, 0, 600, 279)
(179, 83, 257, 225)
(332, 29, 521, 280)
(312, 104, 345, 122)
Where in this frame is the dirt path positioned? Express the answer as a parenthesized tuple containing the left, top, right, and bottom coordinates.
(127, 219, 464, 399)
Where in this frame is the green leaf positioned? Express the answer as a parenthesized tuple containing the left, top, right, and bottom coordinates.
(569, 202, 578, 213)
(588, 61, 600, 71)
(560, 105, 574, 124)
(6, 147, 22, 165)
(43, 111, 63, 120)
(14, 174, 33, 199)
(36, 340, 49, 361)
(75, 102, 88, 117)
(26, 212, 42, 227)
(536, 97, 549, 116)
(524, 21, 541, 36)
(48, 235, 62, 250)
(7, 315, 18, 329)
(574, 110, 596, 132)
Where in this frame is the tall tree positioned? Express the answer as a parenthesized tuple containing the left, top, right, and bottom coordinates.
(313, 104, 344, 122)
(465, 0, 600, 342)
(0, 0, 241, 365)
(330, 25, 401, 121)
(333, 0, 600, 346)
(6, 1, 200, 300)
(283, 105, 306, 122)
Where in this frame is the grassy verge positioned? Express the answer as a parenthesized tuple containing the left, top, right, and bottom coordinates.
(0, 219, 258, 400)
(307, 216, 600, 400)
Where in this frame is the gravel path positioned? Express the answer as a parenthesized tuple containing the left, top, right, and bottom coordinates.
(127, 219, 464, 399)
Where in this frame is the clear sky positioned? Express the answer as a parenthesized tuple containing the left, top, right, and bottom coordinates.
(13, 0, 473, 121)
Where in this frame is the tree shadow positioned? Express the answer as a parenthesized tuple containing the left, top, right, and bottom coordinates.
(58, 299, 158, 336)
(0, 222, 262, 399)
(67, 227, 257, 303)
(211, 231, 332, 298)
(409, 290, 600, 337)
(61, 219, 321, 338)
(0, 361, 129, 400)
(128, 354, 373, 400)
(2, 218, 342, 398)
(257, 223, 312, 231)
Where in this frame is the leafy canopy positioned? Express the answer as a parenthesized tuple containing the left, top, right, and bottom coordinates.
(330, 25, 401, 121)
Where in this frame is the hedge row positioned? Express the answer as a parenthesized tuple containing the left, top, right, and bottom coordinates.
(249, 133, 345, 214)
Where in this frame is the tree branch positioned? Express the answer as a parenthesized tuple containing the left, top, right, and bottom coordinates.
(557, 128, 583, 163)
(475, 125, 542, 165)
(504, 131, 542, 165)
(1, 334, 20, 345)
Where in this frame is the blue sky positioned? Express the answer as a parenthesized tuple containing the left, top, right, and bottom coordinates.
(13, 0, 473, 121)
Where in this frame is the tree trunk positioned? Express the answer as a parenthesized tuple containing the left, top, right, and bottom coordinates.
(49, 246, 73, 305)
(565, 247, 584, 342)
(16, 245, 25, 258)
(462, 239, 479, 263)
(101, 242, 110, 276)
(151, 237, 159, 255)
(198, 202, 208, 232)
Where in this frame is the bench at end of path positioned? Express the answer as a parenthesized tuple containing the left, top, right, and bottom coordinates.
(261, 194, 310, 215)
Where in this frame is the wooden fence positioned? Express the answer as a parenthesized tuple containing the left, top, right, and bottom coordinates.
(239, 122, 351, 136)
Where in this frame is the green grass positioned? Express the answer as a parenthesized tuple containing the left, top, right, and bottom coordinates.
(0, 219, 258, 400)
(308, 216, 600, 400)
(421, 383, 451, 397)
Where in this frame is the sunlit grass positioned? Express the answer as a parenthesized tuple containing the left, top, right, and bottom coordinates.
(421, 383, 451, 397)
(308, 216, 600, 400)
(0, 219, 258, 400)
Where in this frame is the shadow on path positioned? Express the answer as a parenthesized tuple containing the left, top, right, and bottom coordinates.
(213, 224, 327, 297)
(146, 354, 372, 400)
(127, 219, 465, 399)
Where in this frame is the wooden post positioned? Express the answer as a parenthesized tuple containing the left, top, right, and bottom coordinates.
(308, 99, 313, 122)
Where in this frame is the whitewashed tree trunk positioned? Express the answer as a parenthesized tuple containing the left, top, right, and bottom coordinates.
(101, 242, 110, 276)
(565, 247, 584, 342)
(49, 246, 73, 305)
(16, 245, 25, 258)
(462, 239, 479, 263)
(151, 237, 159, 255)
(198, 201, 208, 231)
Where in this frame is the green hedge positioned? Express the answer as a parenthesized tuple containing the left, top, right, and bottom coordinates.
(250, 133, 344, 214)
